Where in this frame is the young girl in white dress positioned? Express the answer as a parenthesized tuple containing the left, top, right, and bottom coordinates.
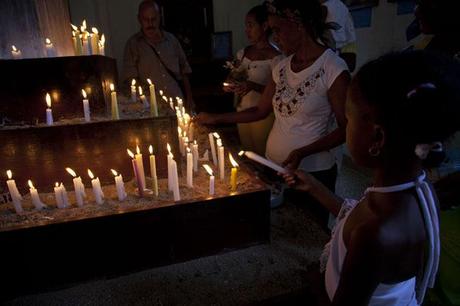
(283, 51, 460, 305)
(224, 5, 283, 156)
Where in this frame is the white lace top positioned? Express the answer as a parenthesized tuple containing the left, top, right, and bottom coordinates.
(322, 172, 440, 305)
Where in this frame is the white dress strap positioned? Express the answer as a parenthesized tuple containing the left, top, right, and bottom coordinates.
(365, 171, 440, 305)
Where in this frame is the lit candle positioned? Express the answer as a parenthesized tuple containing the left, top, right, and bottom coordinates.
(149, 145, 159, 197)
(131, 79, 137, 102)
(6, 170, 23, 214)
(223, 82, 231, 87)
(71, 24, 82, 55)
(192, 140, 199, 172)
(81, 89, 91, 122)
(28, 180, 46, 210)
(167, 143, 173, 191)
(110, 83, 119, 120)
(111, 169, 127, 201)
(162, 95, 168, 104)
(186, 147, 193, 188)
(135, 146, 146, 192)
(217, 138, 225, 181)
(60, 183, 70, 208)
(98, 34, 105, 56)
(229, 153, 239, 192)
(80, 20, 90, 55)
(127, 149, 143, 197)
(147, 78, 158, 117)
(139, 86, 149, 108)
(239, 151, 288, 173)
(183, 135, 189, 157)
(203, 164, 215, 196)
(88, 169, 104, 204)
(169, 97, 174, 110)
(45, 38, 56, 57)
(66, 167, 86, 207)
(178, 127, 184, 156)
(90, 27, 99, 55)
(171, 158, 181, 201)
(11, 45, 22, 59)
(187, 121, 194, 142)
(209, 133, 218, 166)
(54, 182, 68, 209)
(45, 93, 54, 125)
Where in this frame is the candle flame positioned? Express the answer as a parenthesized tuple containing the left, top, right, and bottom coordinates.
(45, 38, 52, 45)
(66, 167, 77, 177)
(28, 180, 35, 189)
(131, 79, 136, 86)
(229, 153, 239, 168)
(92, 27, 98, 34)
(194, 140, 197, 145)
(81, 89, 87, 98)
(138, 86, 143, 96)
(177, 126, 182, 135)
(169, 97, 173, 103)
(238, 150, 245, 157)
(167, 143, 171, 153)
(82, 20, 87, 31)
(223, 82, 230, 87)
(72, 31, 76, 37)
(216, 139, 222, 147)
(162, 96, 168, 102)
(111, 169, 118, 176)
(149, 145, 153, 155)
(110, 83, 115, 91)
(11, 45, 18, 52)
(136, 145, 141, 154)
(127, 149, 135, 159)
(203, 164, 213, 176)
(213, 132, 220, 139)
(147, 78, 152, 85)
(46, 93, 51, 108)
(6, 170, 12, 179)
(187, 147, 191, 153)
(87, 169, 95, 179)
(159, 90, 163, 95)
(70, 23, 78, 31)
(55, 182, 59, 187)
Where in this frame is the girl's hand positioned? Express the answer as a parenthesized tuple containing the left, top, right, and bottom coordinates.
(281, 170, 319, 193)
(223, 82, 236, 93)
(282, 149, 304, 170)
(193, 112, 218, 125)
(234, 82, 251, 97)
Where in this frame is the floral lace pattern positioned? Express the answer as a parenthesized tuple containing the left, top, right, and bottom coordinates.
(273, 66, 325, 117)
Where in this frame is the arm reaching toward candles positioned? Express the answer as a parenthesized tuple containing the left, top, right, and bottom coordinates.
(281, 170, 343, 217)
(193, 79, 276, 125)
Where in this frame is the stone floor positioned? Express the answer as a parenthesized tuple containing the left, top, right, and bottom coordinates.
(4, 161, 371, 306)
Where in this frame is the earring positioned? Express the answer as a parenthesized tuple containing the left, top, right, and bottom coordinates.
(368, 147, 380, 157)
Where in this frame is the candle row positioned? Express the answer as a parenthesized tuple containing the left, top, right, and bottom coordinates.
(71, 21, 106, 56)
(129, 78, 159, 117)
(10, 38, 57, 60)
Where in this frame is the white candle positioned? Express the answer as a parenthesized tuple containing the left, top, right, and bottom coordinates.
(169, 97, 174, 110)
(147, 78, 159, 117)
(110, 83, 119, 120)
(54, 182, 64, 208)
(239, 151, 288, 173)
(60, 183, 70, 207)
(167, 144, 173, 191)
(188, 121, 194, 142)
(149, 145, 159, 197)
(209, 133, 217, 166)
(178, 127, 184, 156)
(71, 24, 82, 56)
(80, 21, 91, 55)
(203, 165, 215, 196)
(45, 93, 53, 125)
(45, 38, 56, 57)
(81, 89, 91, 122)
(171, 159, 181, 201)
(217, 138, 225, 181)
(135, 146, 146, 191)
(192, 140, 199, 172)
(99, 34, 105, 56)
(111, 170, 127, 201)
(139, 86, 149, 108)
(186, 147, 193, 188)
(131, 79, 137, 102)
(88, 169, 104, 204)
(66, 167, 86, 207)
(6, 170, 23, 214)
(28, 180, 46, 210)
(11, 45, 22, 59)
(90, 27, 99, 55)
(128, 149, 143, 197)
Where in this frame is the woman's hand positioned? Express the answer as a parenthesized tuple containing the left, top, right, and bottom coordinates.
(234, 82, 251, 97)
(281, 170, 320, 193)
(223, 82, 237, 93)
(193, 112, 219, 125)
(282, 149, 304, 170)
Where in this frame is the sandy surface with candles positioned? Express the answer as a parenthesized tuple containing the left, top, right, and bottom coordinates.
(0, 121, 267, 231)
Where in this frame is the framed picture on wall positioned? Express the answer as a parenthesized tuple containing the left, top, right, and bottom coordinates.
(343, 0, 379, 9)
(211, 31, 232, 60)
